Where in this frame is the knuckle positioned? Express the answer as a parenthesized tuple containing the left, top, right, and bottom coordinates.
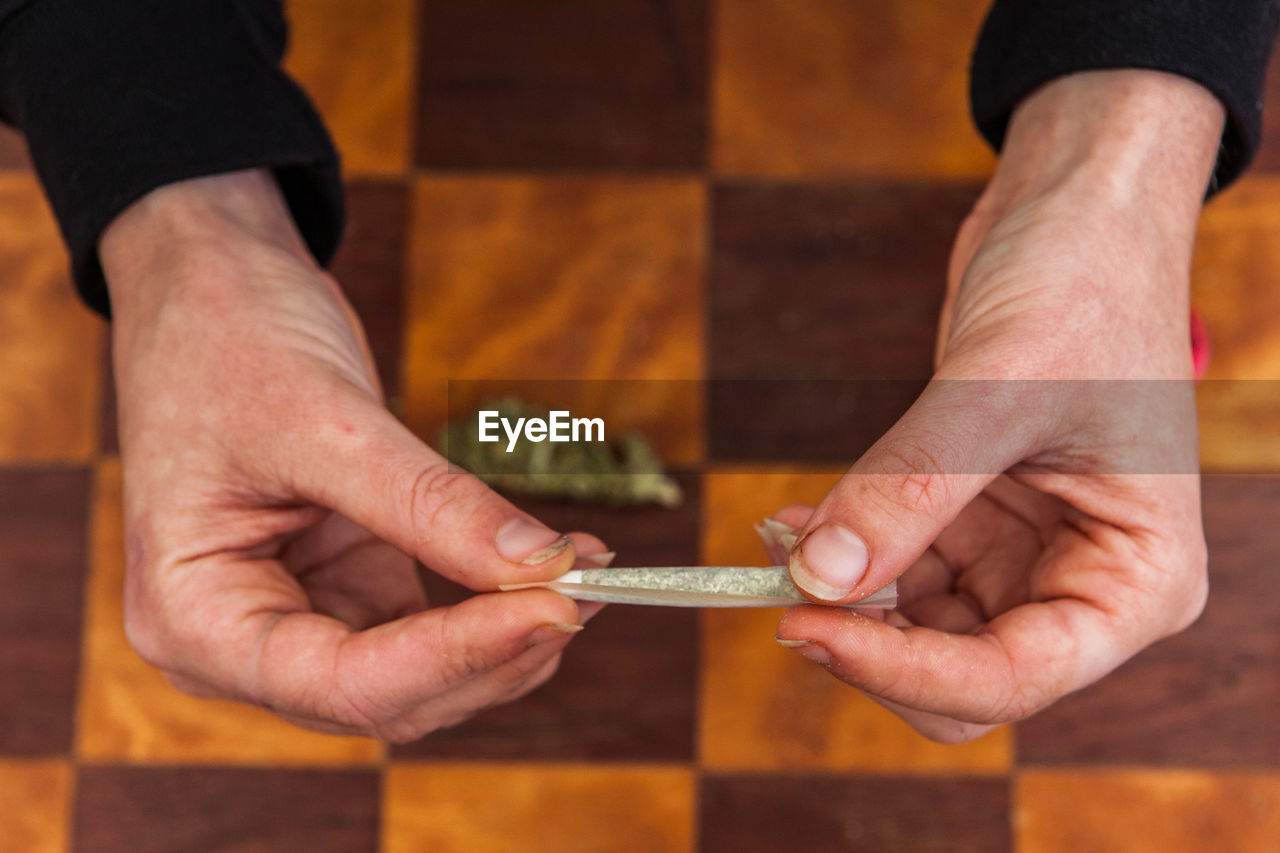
(160, 672, 221, 701)
(1167, 538, 1210, 636)
(917, 719, 996, 745)
(122, 610, 169, 670)
(431, 609, 509, 685)
(865, 441, 953, 517)
(380, 726, 430, 745)
(491, 648, 559, 693)
(455, 646, 502, 682)
(976, 633, 1045, 724)
(330, 677, 398, 738)
(422, 708, 480, 735)
(359, 710, 432, 744)
(406, 464, 483, 549)
(121, 574, 173, 671)
(991, 690, 1043, 725)
(120, 527, 181, 670)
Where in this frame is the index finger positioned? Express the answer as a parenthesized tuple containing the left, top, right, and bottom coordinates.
(285, 400, 582, 590)
(243, 589, 584, 739)
(776, 596, 1142, 724)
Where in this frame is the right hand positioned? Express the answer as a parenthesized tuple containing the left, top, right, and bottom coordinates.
(101, 169, 605, 741)
(773, 71, 1219, 742)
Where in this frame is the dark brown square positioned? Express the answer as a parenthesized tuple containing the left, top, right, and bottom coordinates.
(395, 473, 700, 760)
(330, 179, 408, 398)
(1249, 42, 1280, 173)
(73, 767, 379, 853)
(0, 125, 30, 170)
(710, 181, 979, 380)
(700, 775, 1011, 853)
(0, 467, 89, 754)
(1017, 476, 1280, 766)
(707, 378, 928, 463)
(415, 0, 707, 169)
(708, 182, 978, 462)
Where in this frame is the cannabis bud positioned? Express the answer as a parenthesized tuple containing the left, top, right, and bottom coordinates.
(437, 396, 682, 508)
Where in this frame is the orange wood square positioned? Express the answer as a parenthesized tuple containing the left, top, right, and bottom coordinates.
(384, 763, 695, 853)
(403, 176, 705, 466)
(714, 0, 995, 178)
(0, 759, 71, 853)
(0, 175, 103, 461)
(1018, 770, 1280, 853)
(1193, 176, 1280, 470)
(284, 0, 415, 175)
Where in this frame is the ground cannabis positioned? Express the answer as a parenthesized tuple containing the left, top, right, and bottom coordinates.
(438, 396, 682, 507)
(579, 566, 800, 598)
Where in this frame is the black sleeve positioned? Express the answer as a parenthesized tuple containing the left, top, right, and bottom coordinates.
(0, 0, 344, 317)
(971, 0, 1280, 194)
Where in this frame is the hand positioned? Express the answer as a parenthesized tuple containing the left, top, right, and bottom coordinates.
(101, 169, 604, 741)
(773, 71, 1224, 742)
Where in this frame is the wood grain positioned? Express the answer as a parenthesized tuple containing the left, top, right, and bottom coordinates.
(1193, 176, 1280, 471)
(75, 767, 379, 853)
(0, 467, 88, 755)
(710, 182, 979, 380)
(0, 759, 70, 853)
(0, 174, 103, 461)
(415, 0, 706, 169)
(1017, 770, 1280, 853)
(0, 125, 30, 170)
(1248, 46, 1280, 174)
(701, 774, 1010, 853)
(403, 176, 705, 466)
(714, 0, 995, 178)
(0, 2, 1275, 849)
(384, 764, 695, 853)
(283, 0, 415, 175)
(329, 179, 409, 398)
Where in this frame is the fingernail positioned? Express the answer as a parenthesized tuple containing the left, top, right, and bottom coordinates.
(583, 551, 616, 567)
(790, 524, 869, 601)
(775, 636, 832, 665)
(526, 622, 584, 647)
(496, 519, 571, 564)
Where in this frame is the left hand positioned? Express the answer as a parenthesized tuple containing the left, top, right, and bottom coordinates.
(772, 70, 1224, 742)
(101, 169, 607, 741)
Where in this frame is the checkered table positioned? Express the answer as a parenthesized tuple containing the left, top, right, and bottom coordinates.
(2, 2, 1279, 850)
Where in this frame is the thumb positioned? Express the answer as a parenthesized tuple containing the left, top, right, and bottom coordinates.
(283, 394, 580, 589)
(790, 380, 1043, 603)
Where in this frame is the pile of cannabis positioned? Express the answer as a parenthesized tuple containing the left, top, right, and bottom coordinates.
(437, 397, 682, 508)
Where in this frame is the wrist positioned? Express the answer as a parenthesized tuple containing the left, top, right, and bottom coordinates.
(100, 169, 317, 318)
(979, 70, 1225, 237)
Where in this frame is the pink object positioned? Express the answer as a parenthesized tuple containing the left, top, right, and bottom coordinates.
(1190, 308, 1211, 379)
